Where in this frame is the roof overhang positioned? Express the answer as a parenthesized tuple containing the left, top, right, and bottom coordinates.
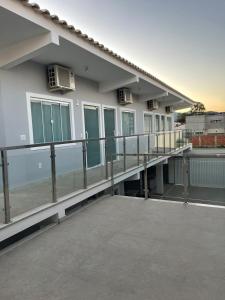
(0, 0, 195, 110)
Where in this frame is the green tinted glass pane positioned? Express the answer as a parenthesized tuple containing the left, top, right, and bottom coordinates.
(161, 116, 165, 131)
(123, 112, 135, 136)
(42, 103, 53, 142)
(31, 102, 44, 143)
(104, 109, 116, 161)
(122, 112, 129, 136)
(144, 115, 152, 133)
(156, 116, 160, 132)
(167, 117, 172, 131)
(52, 104, 62, 142)
(144, 115, 149, 133)
(84, 106, 101, 167)
(61, 105, 71, 141)
(129, 113, 134, 135)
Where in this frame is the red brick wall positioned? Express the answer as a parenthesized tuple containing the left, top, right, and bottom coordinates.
(216, 135, 225, 146)
(191, 135, 225, 148)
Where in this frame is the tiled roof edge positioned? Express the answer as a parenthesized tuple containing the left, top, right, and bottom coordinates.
(18, 0, 194, 103)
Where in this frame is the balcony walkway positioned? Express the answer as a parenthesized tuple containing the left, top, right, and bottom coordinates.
(0, 146, 183, 223)
(0, 156, 140, 222)
(0, 195, 225, 300)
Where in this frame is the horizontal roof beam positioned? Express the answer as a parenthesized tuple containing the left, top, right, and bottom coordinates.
(160, 99, 184, 107)
(138, 91, 168, 102)
(99, 76, 139, 93)
(0, 31, 59, 69)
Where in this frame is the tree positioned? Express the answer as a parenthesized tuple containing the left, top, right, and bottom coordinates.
(191, 102, 206, 114)
(177, 113, 186, 124)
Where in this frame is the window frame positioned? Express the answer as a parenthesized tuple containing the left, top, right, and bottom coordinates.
(161, 115, 166, 131)
(27, 92, 75, 149)
(143, 112, 154, 133)
(81, 100, 104, 167)
(120, 108, 136, 136)
(166, 116, 172, 131)
(155, 114, 161, 132)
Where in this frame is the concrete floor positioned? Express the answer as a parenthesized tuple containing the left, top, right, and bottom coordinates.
(163, 184, 225, 205)
(0, 196, 225, 300)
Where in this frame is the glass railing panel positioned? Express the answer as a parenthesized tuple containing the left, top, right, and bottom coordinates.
(139, 135, 149, 164)
(113, 137, 125, 175)
(189, 156, 225, 205)
(147, 133, 154, 155)
(167, 154, 225, 206)
(154, 133, 159, 153)
(164, 132, 171, 153)
(8, 147, 52, 218)
(126, 136, 138, 169)
(0, 165, 3, 223)
(86, 139, 105, 186)
(174, 131, 180, 149)
(139, 135, 148, 154)
(55, 142, 83, 198)
(157, 133, 165, 153)
(182, 130, 188, 146)
(175, 130, 183, 149)
(170, 131, 176, 150)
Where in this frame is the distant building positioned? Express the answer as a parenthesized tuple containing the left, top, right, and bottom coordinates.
(186, 113, 225, 134)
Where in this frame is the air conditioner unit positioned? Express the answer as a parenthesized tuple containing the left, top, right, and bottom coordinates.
(165, 106, 174, 114)
(117, 88, 133, 105)
(147, 99, 159, 111)
(47, 65, 76, 92)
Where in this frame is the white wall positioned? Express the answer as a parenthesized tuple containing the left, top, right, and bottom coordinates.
(0, 60, 174, 188)
(0, 60, 171, 146)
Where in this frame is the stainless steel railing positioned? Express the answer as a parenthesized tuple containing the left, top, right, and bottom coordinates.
(116, 151, 225, 204)
(0, 130, 190, 224)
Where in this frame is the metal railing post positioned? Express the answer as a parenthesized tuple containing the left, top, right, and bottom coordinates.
(104, 138, 108, 179)
(1, 150, 10, 224)
(169, 131, 172, 152)
(110, 155, 114, 196)
(179, 130, 181, 148)
(163, 132, 166, 153)
(148, 134, 150, 161)
(137, 135, 140, 165)
(183, 156, 189, 203)
(156, 134, 159, 153)
(185, 130, 188, 145)
(50, 144, 57, 203)
(144, 155, 148, 200)
(174, 131, 176, 149)
(82, 141, 87, 189)
(123, 136, 126, 172)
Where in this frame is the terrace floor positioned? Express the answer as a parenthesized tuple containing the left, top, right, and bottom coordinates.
(0, 196, 225, 300)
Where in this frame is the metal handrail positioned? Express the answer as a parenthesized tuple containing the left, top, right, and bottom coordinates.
(116, 152, 225, 159)
(0, 130, 185, 151)
(0, 129, 188, 224)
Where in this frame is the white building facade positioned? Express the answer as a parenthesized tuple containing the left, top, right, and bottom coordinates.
(0, 0, 194, 240)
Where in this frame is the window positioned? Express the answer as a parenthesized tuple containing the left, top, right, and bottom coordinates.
(144, 114, 153, 133)
(155, 115, 160, 132)
(161, 115, 165, 131)
(210, 119, 221, 123)
(166, 117, 172, 131)
(122, 111, 135, 136)
(31, 99, 71, 143)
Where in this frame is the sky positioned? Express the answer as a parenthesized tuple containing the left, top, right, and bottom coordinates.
(35, 0, 225, 112)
